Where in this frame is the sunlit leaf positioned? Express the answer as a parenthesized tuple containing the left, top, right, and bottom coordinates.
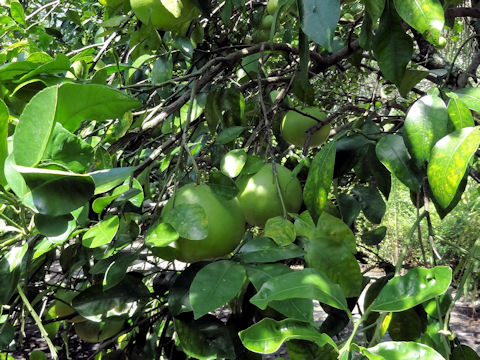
(239, 318, 337, 354)
(369, 266, 451, 312)
(250, 267, 348, 312)
(359, 341, 445, 360)
(82, 216, 120, 248)
(427, 127, 480, 208)
(403, 95, 449, 169)
(393, 0, 444, 45)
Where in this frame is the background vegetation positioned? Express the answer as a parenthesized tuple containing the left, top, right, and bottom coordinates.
(1, 0, 480, 359)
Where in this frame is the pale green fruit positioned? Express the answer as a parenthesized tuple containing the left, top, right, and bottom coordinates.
(237, 164, 302, 227)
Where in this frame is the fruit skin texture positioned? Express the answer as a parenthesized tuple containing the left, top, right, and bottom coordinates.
(266, 0, 278, 15)
(162, 184, 245, 262)
(130, 0, 199, 34)
(281, 107, 331, 147)
(237, 164, 302, 227)
(74, 318, 124, 343)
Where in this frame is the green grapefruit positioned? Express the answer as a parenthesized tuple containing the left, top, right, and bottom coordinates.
(74, 318, 124, 343)
(266, 0, 278, 15)
(162, 184, 245, 262)
(237, 164, 302, 227)
(281, 107, 331, 147)
(130, 0, 200, 34)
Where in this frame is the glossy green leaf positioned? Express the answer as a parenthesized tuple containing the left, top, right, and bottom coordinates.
(29, 350, 47, 360)
(207, 170, 239, 200)
(239, 318, 337, 354)
(82, 216, 120, 248)
(265, 216, 296, 246)
(34, 213, 73, 237)
(369, 266, 452, 312)
(0, 323, 14, 349)
(337, 194, 362, 227)
(151, 55, 173, 84)
(359, 341, 445, 360)
(33, 220, 76, 259)
(365, 0, 385, 21)
(168, 263, 206, 316)
(189, 260, 246, 319)
(220, 149, 247, 178)
(42, 123, 94, 173)
(10, 1, 25, 26)
(372, 3, 413, 85)
(394, 0, 444, 45)
(0, 99, 8, 186)
(398, 69, 429, 98)
(204, 89, 223, 131)
(366, 145, 391, 199)
(0, 61, 37, 81)
(296, 211, 362, 297)
(145, 222, 179, 248)
(403, 95, 448, 169)
(90, 167, 134, 195)
(56, 83, 141, 132)
(4, 154, 33, 208)
(174, 315, 235, 360)
(250, 267, 348, 312)
(376, 134, 422, 191)
(303, 141, 336, 221)
(72, 275, 150, 321)
(388, 308, 425, 341)
(180, 94, 206, 125)
(92, 193, 121, 214)
(455, 88, 480, 111)
(451, 345, 480, 360)
(361, 226, 387, 246)
(215, 126, 246, 145)
(0, 245, 26, 304)
(427, 127, 480, 208)
(18, 54, 70, 82)
(16, 166, 95, 216)
(299, 0, 340, 52)
(107, 179, 143, 209)
(446, 95, 474, 131)
(13, 86, 58, 167)
(103, 253, 138, 290)
(353, 186, 386, 224)
(163, 203, 208, 241)
(237, 237, 305, 263)
(247, 263, 314, 323)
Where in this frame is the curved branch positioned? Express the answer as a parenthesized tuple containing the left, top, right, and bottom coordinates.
(445, 7, 480, 19)
(140, 41, 361, 131)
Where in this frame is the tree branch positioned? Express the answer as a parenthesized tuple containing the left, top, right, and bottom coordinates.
(445, 7, 480, 19)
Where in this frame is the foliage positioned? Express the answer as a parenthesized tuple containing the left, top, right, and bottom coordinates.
(1, 0, 480, 359)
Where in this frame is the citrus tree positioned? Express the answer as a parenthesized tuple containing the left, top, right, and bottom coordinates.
(1, 0, 480, 359)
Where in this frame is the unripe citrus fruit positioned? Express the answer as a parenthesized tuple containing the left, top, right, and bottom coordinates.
(266, 0, 278, 15)
(74, 318, 124, 343)
(99, 0, 124, 7)
(237, 164, 302, 227)
(261, 15, 274, 30)
(281, 107, 331, 147)
(130, 0, 200, 34)
(162, 184, 245, 262)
